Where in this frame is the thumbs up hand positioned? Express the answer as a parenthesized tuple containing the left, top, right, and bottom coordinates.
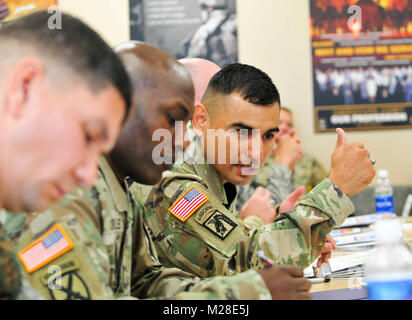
(328, 128, 376, 197)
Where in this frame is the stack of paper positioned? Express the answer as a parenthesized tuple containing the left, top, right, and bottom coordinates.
(333, 229, 376, 247)
(332, 213, 396, 249)
(339, 213, 396, 228)
(304, 250, 375, 279)
(307, 214, 396, 280)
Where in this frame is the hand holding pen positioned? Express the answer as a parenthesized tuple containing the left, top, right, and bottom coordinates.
(257, 250, 331, 284)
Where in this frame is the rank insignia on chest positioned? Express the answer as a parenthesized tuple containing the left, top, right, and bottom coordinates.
(203, 211, 237, 239)
(169, 186, 209, 222)
(18, 224, 74, 273)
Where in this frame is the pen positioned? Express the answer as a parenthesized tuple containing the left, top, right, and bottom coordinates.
(308, 275, 331, 283)
(257, 250, 275, 267)
(258, 250, 332, 283)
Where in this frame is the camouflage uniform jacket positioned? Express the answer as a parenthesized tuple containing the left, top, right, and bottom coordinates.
(236, 158, 295, 211)
(0, 225, 21, 299)
(294, 154, 328, 194)
(1, 157, 272, 300)
(143, 153, 354, 278)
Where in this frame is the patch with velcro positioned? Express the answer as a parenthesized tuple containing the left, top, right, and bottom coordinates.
(168, 186, 209, 222)
(18, 224, 74, 273)
(202, 211, 238, 240)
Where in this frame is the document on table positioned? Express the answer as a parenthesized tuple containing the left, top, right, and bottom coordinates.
(304, 250, 375, 279)
(339, 213, 396, 228)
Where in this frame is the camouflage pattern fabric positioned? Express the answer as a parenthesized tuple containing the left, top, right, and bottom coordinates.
(0, 225, 21, 300)
(127, 181, 272, 300)
(141, 144, 354, 278)
(294, 154, 328, 194)
(16, 279, 44, 300)
(0, 196, 116, 300)
(1, 156, 272, 300)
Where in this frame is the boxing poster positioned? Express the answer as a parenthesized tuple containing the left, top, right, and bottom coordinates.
(129, 0, 238, 68)
(310, 0, 412, 132)
(0, 0, 57, 23)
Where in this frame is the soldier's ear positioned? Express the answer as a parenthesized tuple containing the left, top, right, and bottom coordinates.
(4, 58, 45, 119)
(192, 103, 209, 136)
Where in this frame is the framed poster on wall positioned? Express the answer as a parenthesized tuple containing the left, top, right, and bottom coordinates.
(310, 0, 412, 132)
(129, 0, 238, 68)
(0, 0, 57, 23)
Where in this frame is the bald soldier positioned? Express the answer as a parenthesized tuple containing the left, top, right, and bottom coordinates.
(142, 63, 376, 278)
(179, 58, 221, 106)
(0, 12, 130, 299)
(3, 41, 312, 300)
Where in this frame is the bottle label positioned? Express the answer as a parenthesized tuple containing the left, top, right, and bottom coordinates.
(375, 195, 394, 214)
(367, 280, 412, 300)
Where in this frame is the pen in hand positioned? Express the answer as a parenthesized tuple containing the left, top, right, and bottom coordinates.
(257, 250, 275, 267)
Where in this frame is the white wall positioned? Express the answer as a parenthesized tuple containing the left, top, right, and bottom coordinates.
(58, 0, 412, 185)
(59, 0, 130, 46)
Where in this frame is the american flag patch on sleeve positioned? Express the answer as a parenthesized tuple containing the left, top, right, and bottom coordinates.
(168, 186, 209, 222)
(18, 224, 74, 274)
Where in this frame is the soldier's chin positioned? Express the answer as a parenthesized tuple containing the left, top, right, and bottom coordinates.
(234, 164, 258, 176)
(230, 165, 257, 185)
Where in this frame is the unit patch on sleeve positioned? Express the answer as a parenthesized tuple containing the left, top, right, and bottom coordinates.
(48, 271, 91, 300)
(203, 211, 238, 239)
(168, 186, 209, 222)
(18, 224, 74, 273)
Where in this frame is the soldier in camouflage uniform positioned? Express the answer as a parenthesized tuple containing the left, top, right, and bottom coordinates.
(295, 153, 328, 194)
(272, 107, 327, 194)
(179, 58, 284, 224)
(1, 157, 274, 300)
(142, 63, 376, 278)
(2, 42, 312, 300)
(0, 12, 130, 299)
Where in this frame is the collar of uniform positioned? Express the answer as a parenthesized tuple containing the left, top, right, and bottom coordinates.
(98, 156, 128, 213)
(190, 141, 233, 208)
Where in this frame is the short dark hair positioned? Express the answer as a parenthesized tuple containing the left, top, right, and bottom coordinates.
(0, 11, 131, 111)
(203, 63, 280, 106)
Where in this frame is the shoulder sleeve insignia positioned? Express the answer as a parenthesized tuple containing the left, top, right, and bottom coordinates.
(48, 271, 91, 300)
(18, 224, 74, 274)
(168, 186, 209, 222)
(203, 211, 238, 240)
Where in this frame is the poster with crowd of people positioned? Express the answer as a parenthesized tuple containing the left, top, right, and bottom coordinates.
(129, 0, 238, 68)
(310, 0, 412, 132)
(0, 0, 56, 24)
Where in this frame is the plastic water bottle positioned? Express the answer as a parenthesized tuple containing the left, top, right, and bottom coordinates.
(364, 218, 412, 300)
(375, 170, 394, 214)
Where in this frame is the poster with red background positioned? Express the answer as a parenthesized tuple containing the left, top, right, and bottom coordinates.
(310, 0, 412, 132)
(0, 0, 56, 23)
